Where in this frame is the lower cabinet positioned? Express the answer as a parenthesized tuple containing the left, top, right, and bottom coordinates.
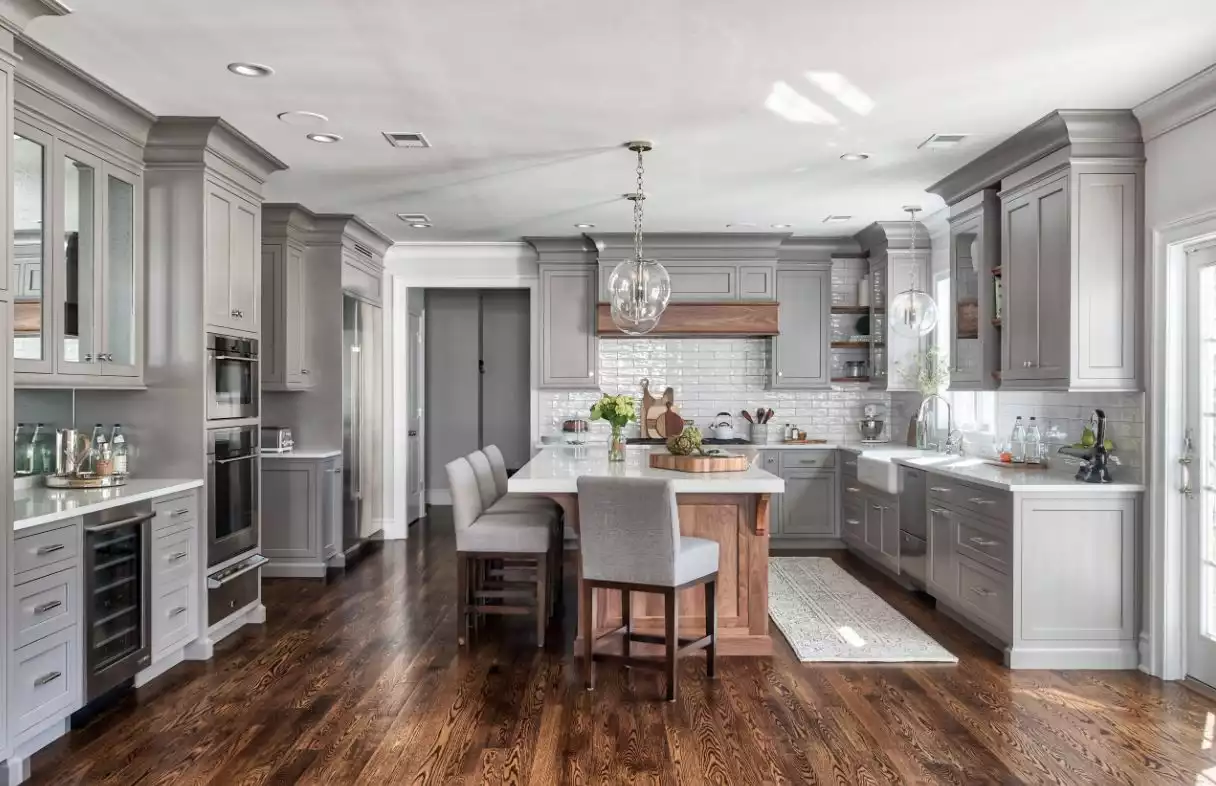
(927, 504, 957, 598)
(262, 454, 343, 577)
(765, 451, 838, 545)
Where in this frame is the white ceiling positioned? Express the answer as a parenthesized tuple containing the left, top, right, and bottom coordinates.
(26, 1, 1216, 241)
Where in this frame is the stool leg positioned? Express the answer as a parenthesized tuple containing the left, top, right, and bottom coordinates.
(622, 590, 632, 659)
(535, 554, 548, 649)
(583, 581, 595, 691)
(456, 554, 469, 647)
(665, 588, 679, 702)
(705, 579, 717, 680)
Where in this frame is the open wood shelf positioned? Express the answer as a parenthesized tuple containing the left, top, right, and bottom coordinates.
(831, 376, 871, 383)
(830, 305, 871, 314)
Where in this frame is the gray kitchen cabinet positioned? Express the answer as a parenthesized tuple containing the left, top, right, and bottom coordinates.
(947, 189, 1001, 390)
(539, 265, 598, 389)
(771, 266, 830, 389)
(205, 178, 261, 337)
(780, 469, 836, 536)
(926, 504, 957, 599)
(261, 215, 313, 391)
(261, 455, 343, 578)
(855, 223, 928, 391)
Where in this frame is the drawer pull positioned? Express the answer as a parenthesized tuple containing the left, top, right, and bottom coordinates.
(34, 600, 63, 615)
(172, 508, 191, 517)
(968, 497, 997, 506)
(930, 487, 952, 493)
(871, 505, 883, 511)
(169, 606, 188, 618)
(968, 536, 1000, 548)
(845, 460, 857, 468)
(970, 586, 995, 597)
(846, 486, 861, 493)
(35, 543, 66, 556)
(169, 552, 189, 563)
(845, 518, 861, 526)
(34, 671, 62, 687)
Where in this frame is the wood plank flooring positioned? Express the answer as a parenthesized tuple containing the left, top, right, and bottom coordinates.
(26, 509, 1216, 785)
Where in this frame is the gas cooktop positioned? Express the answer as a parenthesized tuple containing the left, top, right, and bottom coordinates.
(626, 437, 754, 445)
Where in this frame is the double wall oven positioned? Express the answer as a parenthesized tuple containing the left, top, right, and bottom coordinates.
(207, 333, 259, 422)
(207, 425, 259, 567)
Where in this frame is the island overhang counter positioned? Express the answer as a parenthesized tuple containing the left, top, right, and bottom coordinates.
(508, 445, 784, 655)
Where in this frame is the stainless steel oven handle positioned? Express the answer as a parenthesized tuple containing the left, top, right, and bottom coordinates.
(84, 511, 156, 534)
(207, 555, 269, 589)
(212, 355, 259, 363)
(214, 454, 258, 465)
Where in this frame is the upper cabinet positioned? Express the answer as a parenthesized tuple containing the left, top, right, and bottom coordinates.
(205, 178, 260, 337)
(770, 266, 830, 389)
(947, 189, 1001, 390)
(928, 110, 1144, 392)
(10, 42, 152, 389)
(528, 237, 599, 390)
(854, 223, 926, 392)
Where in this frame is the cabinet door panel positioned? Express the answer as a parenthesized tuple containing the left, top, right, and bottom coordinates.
(771, 267, 829, 388)
(13, 124, 54, 373)
(1034, 179, 1070, 382)
(540, 267, 597, 388)
(780, 470, 835, 536)
(285, 242, 310, 385)
(864, 496, 883, 551)
(100, 164, 142, 377)
(56, 144, 103, 375)
(205, 183, 235, 331)
(1001, 195, 1038, 379)
(229, 197, 260, 334)
(928, 505, 957, 600)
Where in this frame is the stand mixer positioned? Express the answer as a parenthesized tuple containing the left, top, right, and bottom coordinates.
(857, 404, 886, 443)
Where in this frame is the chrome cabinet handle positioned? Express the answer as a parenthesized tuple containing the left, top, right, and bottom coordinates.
(34, 671, 62, 687)
(169, 552, 188, 562)
(930, 487, 952, 493)
(845, 518, 860, 525)
(588, 371, 594, 377)
(34, 600, 62, 614)
(970, 586, 995, 597)
(846, 486, 861, 493)
(968, 497, 996, 505)
(302, 368, 311, 374)
(231, 309, 244, 319)
(871, 505, 882, 511)
(169, 606, 188, 617)
(968, 536, 1000, 547)
(171, 508, 191, 517)
(84, 354, 93, 362)
(35, 543, 65, 555)
(777, 371, 784, 377)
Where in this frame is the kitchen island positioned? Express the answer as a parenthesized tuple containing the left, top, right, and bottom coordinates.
(509, 445, 784, 655)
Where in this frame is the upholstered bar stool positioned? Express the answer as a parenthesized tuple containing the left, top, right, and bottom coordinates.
(445, 456, 558, 647)
(576, 476, 718, 702)
(483, 445, 558, 516)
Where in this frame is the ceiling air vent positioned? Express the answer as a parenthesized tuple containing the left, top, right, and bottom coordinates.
(382, 131, 431, 149)
(396, 213, 431, 224)
(918, 133, 968, 150)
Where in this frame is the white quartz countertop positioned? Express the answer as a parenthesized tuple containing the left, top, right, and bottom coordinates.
(511, 445, 784, 494)
(14, 478, 205, 532)
(890, 454, 1145, 493)
(261, 449, 342, 460)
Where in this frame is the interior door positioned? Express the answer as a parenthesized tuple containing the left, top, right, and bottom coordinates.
(1186, 242, 1216, 688)
(407, 310, 423, 524)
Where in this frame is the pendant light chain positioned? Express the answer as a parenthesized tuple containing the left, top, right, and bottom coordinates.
(907, 206, 920, 291)
(633, 146, 646, 265)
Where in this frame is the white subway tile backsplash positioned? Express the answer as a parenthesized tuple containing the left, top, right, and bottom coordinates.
(540, 337, 893, 441)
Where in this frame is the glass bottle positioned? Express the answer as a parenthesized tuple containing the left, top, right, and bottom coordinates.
(1025, 417, 1042, 466)
(1010, 416, 1027, 464)
(35, 425, 54, 476)
(14, 423, 27, 476)
(111, 424, 129, 477)
(29, 423, 51, 475)
(87, 423, 107, 474)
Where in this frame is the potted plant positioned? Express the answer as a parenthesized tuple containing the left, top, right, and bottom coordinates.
(590, 393, 637, 462)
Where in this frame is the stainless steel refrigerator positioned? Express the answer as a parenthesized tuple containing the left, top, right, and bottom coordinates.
(343, 293, 381, 555)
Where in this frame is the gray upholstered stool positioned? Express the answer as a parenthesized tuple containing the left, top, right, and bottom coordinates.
(576, 476, 719, 701)
(446, 456, 558, 648)
(483, 445, 559, 516)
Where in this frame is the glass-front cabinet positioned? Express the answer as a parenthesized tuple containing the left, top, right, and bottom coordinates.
(11, 113, 144, 385)
(946, 189, 1001, 391)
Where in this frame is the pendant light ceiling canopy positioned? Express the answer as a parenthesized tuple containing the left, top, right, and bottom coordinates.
(608, 141, 671, 335)
(889, 205, 939, 338)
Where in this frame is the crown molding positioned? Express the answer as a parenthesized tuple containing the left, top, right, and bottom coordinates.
(1135, 63, 1216, 142)
(855, 221, 932, 255)
(261, 203, 317, 242)
(927, 109, 1143, 206)
(308, 213, 394, 257)
(145, 117, 287, 198)
(589, 231, 790, 261)
(525, 236, 598, 265)
(778, 236, 863, 263)
(0, 0, 69, 37)
(386, 241, 536, 271)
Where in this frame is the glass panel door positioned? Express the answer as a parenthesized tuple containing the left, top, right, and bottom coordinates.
(13, 127, 53, 372)
(100, 165, 140, 376)
(58, 146, 102, 374)
(1187, 243, 1216, 689)
(952, 228, 981, 381)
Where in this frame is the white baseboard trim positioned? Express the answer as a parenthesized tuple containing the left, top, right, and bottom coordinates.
(428, 488, 451, 506)
(262, 561, 328, 579)
(1006, 644, 1140, 671)
(1139, 631, 1154, 675)
(205, 600, 264, 649)
(4, 719, 68, 785)
(135, 647, 187, 688)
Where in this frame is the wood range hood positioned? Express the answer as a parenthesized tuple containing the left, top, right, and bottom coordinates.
(595, 301, 779, 337)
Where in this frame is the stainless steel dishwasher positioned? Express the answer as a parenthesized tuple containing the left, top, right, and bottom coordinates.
(898, 466, 928, 589)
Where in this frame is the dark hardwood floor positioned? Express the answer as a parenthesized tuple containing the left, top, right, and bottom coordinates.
(28, 509, 1216, 785)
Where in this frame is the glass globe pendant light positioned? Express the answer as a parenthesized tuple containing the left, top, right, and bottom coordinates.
(889, 205, 939, 338)
(608, 141, 671, 335)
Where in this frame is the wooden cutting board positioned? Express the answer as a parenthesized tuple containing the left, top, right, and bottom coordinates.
(649, 453, 750, 473)
(660, 402, 684, 439)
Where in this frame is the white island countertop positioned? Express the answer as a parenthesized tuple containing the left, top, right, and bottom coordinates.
(14, 478, 205, 532)
(510, 445, 784, 494)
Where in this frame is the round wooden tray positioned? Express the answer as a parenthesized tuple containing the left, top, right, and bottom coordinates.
(649, 452, 750, 473)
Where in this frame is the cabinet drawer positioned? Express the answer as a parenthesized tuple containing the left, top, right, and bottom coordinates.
(954, 515, 1011, 575)
(153, 492, 198, 532)
(14, 523, 79, 580)
(760, 452, 780, 475)
(208, 564, 260, 625)
(781, 451, 835, 469)
(11, 626, 79, 735)
(956, 555, 1012, 638)
(927, 478, 1010, 523)
(154, 528, 195, 586)
(154, 582, 196, 657)
(841, 509, 865, 543)
(12, 568, 79, 650)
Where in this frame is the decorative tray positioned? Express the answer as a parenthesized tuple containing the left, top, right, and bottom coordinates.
(44, 474, 129, 489)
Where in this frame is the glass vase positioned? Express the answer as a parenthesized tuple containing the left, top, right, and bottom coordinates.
(608, 427, 626, 462)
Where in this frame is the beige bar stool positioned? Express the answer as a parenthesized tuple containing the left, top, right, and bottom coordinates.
(576, 476, 718, 701)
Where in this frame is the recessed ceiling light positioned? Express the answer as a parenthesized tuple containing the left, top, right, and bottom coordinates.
(227, 62, 273, 78)
(409, 223, 432, 229)
(306, 133, 342, 144)
(574, 223, 595, 229)
(839, 152, 869, 161)
(771, 223, 792, 229)
(726, 222, 757, 228)
(277, 111, 328, 127)
(397, 213, 431, 224)
(823, 215, 852, 223)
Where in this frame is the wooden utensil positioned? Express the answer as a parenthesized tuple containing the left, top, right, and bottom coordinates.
(740, 410, 754, 424)
(648, 404, 670, 438)
(661, 402, 685, 439)
(640, 378, 657, 436)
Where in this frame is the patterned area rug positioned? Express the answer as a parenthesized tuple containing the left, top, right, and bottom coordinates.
(769, 557, 958, 663)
